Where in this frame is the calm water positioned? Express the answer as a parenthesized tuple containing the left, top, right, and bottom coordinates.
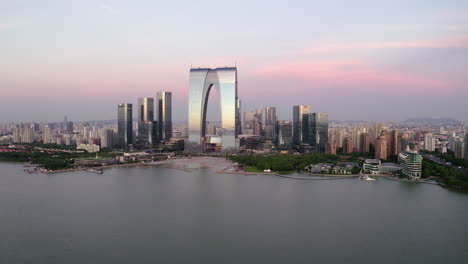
(1, 162, 467, 264)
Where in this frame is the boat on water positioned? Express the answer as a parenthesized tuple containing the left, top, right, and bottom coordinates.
(87, 169, 104, 174)
(360, 175, 376, 181)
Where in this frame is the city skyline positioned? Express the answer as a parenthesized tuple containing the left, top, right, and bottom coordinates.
(1, 0, 468, 122)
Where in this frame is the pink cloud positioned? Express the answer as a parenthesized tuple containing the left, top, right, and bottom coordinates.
(302, 35, 468, 54)
(253, 60, 457, 95)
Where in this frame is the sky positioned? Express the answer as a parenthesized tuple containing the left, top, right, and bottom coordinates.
(1, 0, 468, 123)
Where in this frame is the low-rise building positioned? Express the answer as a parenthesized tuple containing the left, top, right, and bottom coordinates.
(363, 159, 381, 174)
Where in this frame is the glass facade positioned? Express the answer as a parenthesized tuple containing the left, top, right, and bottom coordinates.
(293, 105, 311, 145)
(117, 103, 133, 149)
(156, 92, 172, 142)
(138, 97, 154, 122)
(188, 67, 238, 152)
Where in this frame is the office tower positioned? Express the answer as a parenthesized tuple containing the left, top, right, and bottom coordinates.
(326, 141, 336, 155)
(275, 120, 293, 148)
(264, 107, 277, 139)
(13, 126, 22, 143)
(188, 67, 238, 152)
(22, 127, 34, 143)
(343, 137, 353, 154)
(454, 140, 465, 159)
(43, 125, 52, 144)
(424, 133, 436, 152)
(117, 103, 133, 149)
(293, 105, 311, 145)
(137, 97, 157, 147)
(253, 109, 263, 136)
(375, 134, 388, 160)
(101, 129, 114, 148)
(359, 133, 371, 153)
(465, 134, 468, 160)
(235, 98, 242, 136)
(398, 151, 423, 180)
(157, 92, 172, 142)
(32, 123, 40, 132)
(138, 97, 154, 122)
(65, 122, 74, 133)
(306, 112, 328, 152)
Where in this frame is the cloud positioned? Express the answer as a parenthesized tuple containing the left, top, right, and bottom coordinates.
(253, 60, 458, 95)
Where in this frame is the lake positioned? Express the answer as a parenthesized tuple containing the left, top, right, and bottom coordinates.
(1, 160, 467, 264)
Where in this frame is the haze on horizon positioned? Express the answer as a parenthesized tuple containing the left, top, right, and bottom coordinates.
(1, 0, 467, 123)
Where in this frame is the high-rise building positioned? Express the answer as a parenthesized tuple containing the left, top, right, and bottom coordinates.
(465, 134, 468, 161)
(22, 127, 34, 143)
(187, 67, 238, 152)
(157, 92, 172, 141)
(398, 151, 423, 180)
(389, 130, 399, 156)
(424, 133, 436, 152)
(306, 112, 328, 152)
(118, 103, 133, 149)
(359, 133, 370, 153)
(235, 98, 242, 136)
(275, 120, 293, 148)
(264, 107, 277, 139)
(293, 105, 311, 145)
(43, 125, 52, 144)
(101, 129, 114, 148)
(375, 134, 388, 160)
(343, 137, 353, 154)
(13, 126, 22, 143)
(326, 141, 336, 155)
(138, 97, 154, 122)
(454, 140, 465, 159)
(243, 109, 262, 136)
(137, 97, 157, 147)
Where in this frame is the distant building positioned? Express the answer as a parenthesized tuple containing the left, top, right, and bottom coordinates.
(424, 133, 436, 152)
(465, 134, 468, 161)
(77, 143, 100, 153)
(118, 103, 133, 149)
(22, 127, 34, 143)
(275, 120, 293, 148)
(156, 92, 172, 141)
(137, 97, 154, 122)
(343, 137, 353, 154)
(137, 97, 158, 147)
(101, 129, 114, 148)
(454, 140, 465, 159)
(43, 125, 52, 144)
(264, 107, 277, 139)
(389, 130, 400, 156)
(13, 126, 22, 143)
(359, 133, 370, 153)
(325, 141, 336, 155)
(375, 134, 388, 160)
(398, 151, 423, 180)
(292, 105, 311, 145)
(304, 112, 329, 152)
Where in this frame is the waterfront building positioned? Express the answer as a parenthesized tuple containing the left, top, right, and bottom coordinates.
(359, 133, 370, 153)
(398, 151, 423, 180)
(275, 120, 293, 148)
(156, 92, 172, 141)
(118, 103, 133, 149)
(343, 137, 353, 154)
(293, 105, 311, 145)
(305, 112, 328, 152)
(379, 163, 401, 175)
(187, 67, 238, 152)
(363, 159, 381, 174)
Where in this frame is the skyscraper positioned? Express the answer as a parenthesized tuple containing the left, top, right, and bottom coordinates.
(293, 105, 311, 145)
(13, 126, 22, 143)
(305, 112, 329, 152)
(424, 133, 436, 152)
(264, 107, 277, 139)
(137, 97, 158, 147)
(138, 97, 154, 122)
(343, 137, 353, 154)
(118, 103, 133, 149)
(101, 129, 114, 149)
(275, 120, 293, 148)
(465, 133, 468, 161)
(22, 127, 34, 143)
(375, 134, 388, 160)
(43, 125, 52, 144)
(157, 92, 172, 141)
